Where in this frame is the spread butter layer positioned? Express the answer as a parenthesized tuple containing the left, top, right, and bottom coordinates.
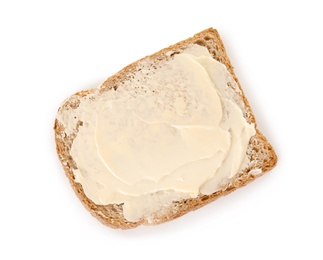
(62, 45, 256, 222)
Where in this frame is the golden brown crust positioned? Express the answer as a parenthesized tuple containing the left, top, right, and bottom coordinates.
(54, 28, 277, 229)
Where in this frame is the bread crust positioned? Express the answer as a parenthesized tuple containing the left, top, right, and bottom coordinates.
(54, 28, 277, 229)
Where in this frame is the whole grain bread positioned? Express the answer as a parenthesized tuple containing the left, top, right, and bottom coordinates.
(54, 28, 277, 229)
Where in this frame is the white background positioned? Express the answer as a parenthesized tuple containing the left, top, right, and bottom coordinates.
(1, 0, 322, 259)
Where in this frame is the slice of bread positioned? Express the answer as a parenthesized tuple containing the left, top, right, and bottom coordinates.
(54, 28, 277, 229)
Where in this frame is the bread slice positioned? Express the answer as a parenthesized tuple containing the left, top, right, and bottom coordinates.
(54, 28, 277, 229)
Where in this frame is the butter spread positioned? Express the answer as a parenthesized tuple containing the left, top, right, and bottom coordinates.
(65, 45, 256, 222)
